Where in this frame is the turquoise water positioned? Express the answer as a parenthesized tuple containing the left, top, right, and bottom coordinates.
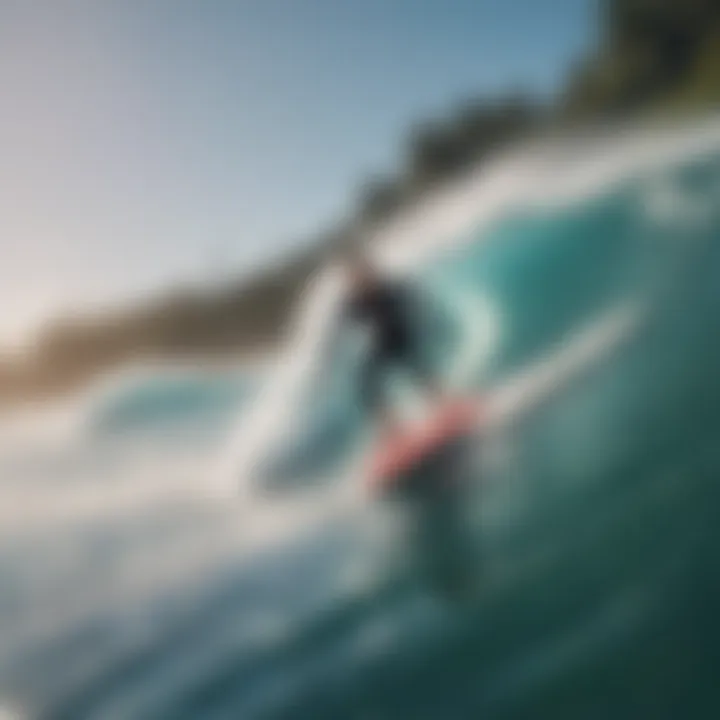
(2, 147, 720, 719)
(87, 369, 257, 444)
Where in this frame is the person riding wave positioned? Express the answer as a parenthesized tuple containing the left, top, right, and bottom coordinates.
(339, 250, 447, 437)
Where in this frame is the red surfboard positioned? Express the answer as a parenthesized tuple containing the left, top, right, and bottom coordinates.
(367, 399, 481, 494)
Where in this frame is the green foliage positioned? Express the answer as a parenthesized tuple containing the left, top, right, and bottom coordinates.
(562, 0, 720, 117)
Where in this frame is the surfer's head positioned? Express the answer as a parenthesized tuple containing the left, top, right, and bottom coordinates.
(341, 247, 379, 292)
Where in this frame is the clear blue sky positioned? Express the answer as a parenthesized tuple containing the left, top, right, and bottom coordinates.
(0, 0, 595, 347)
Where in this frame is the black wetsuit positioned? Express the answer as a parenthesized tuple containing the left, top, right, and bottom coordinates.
(344, 280, 432, 412)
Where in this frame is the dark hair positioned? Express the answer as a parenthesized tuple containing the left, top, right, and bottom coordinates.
(332, 243, 366, 271)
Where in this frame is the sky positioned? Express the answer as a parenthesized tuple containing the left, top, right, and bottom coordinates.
(0, 0, 595, 349)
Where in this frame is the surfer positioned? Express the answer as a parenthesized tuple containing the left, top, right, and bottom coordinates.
(340, 250, 445, 436)
(339, 250, 479, 602)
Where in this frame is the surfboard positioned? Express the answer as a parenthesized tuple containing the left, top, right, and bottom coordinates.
(367, 399, 481, 493)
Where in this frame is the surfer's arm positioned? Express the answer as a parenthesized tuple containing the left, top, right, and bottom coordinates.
(309, 298, 363, 395)
(322, 298, 355, 355)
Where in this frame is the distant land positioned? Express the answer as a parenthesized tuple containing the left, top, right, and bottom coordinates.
(2, 0, 719, 406)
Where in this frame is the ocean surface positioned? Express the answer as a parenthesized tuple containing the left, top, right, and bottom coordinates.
(2, 123, 720, 719)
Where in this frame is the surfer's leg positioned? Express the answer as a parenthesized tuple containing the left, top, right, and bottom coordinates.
(359, 352, 382, 414)
(405, 349, 444, 403)
(360, 351, 400, 435)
